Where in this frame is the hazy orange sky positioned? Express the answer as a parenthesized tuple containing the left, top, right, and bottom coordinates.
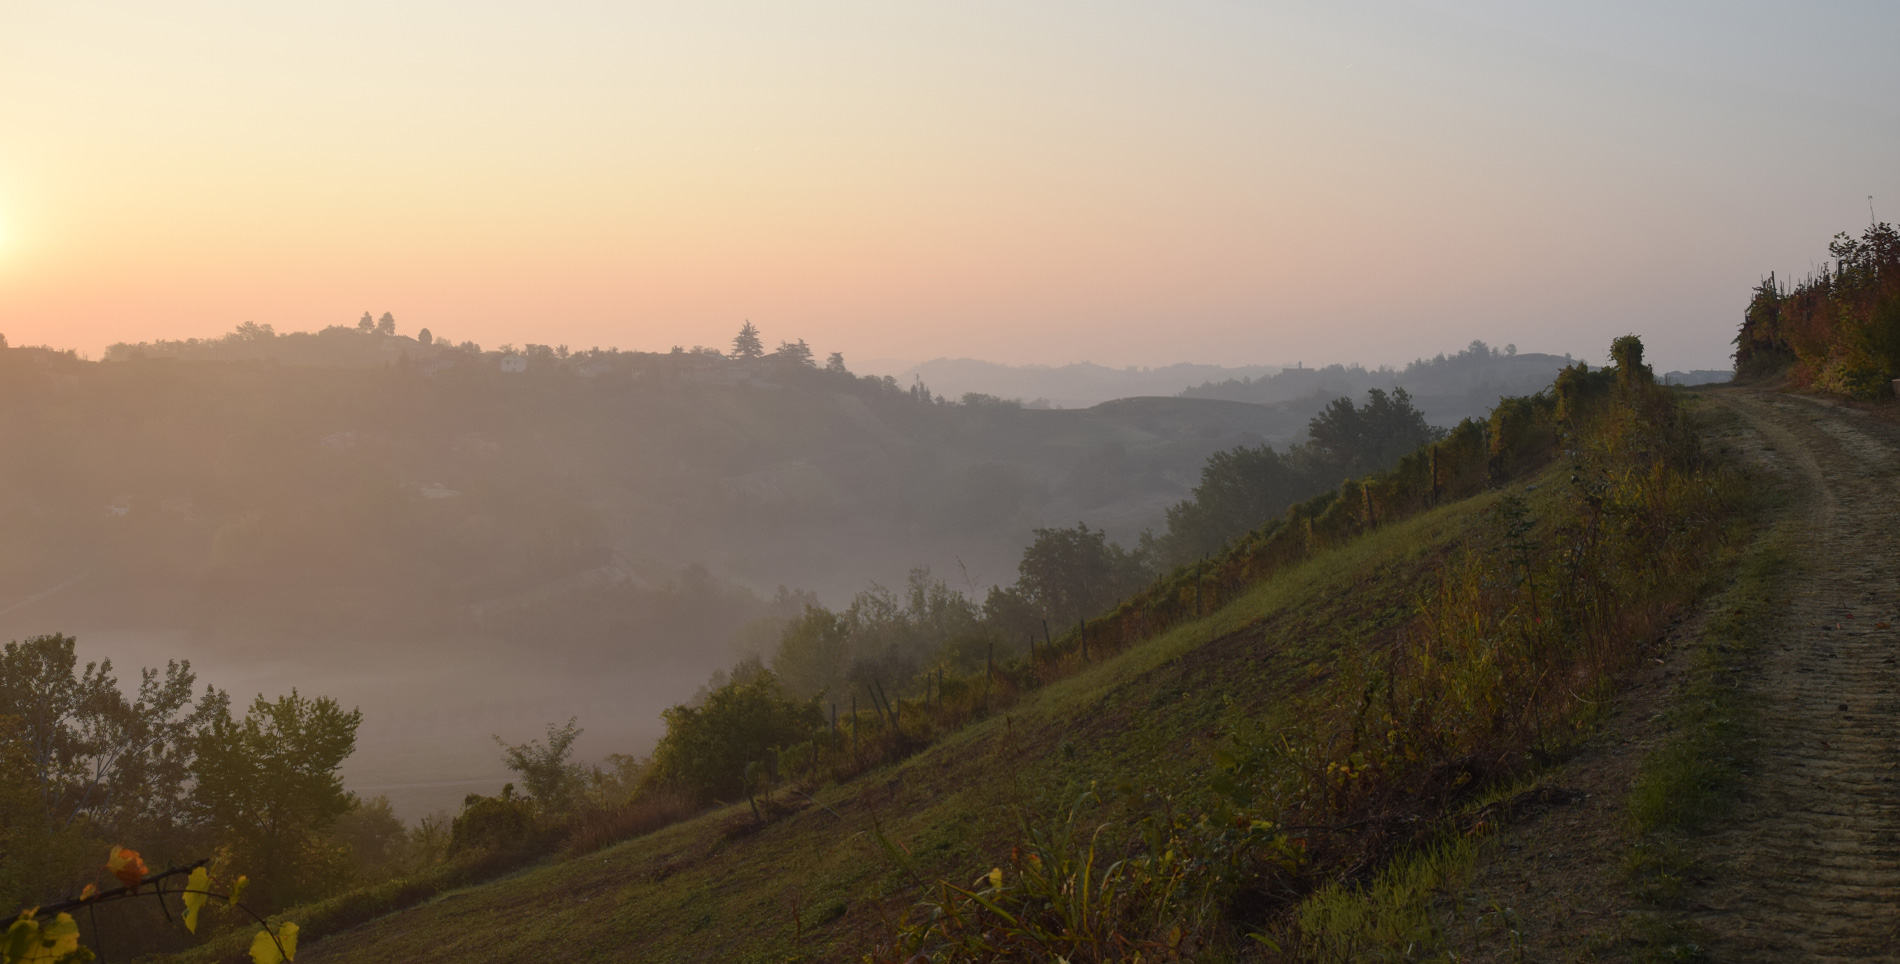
(2, 2, 1895, 371)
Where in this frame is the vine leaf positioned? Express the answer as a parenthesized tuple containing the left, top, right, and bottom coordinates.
(181, 868, 210, 934)
(105, 848, 148, 893)
(4, 912, 82, 963)
(247, 923, 298, 963)
(228, 876, 249, 909)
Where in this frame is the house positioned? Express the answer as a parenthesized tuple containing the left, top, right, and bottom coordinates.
(500, 354, 527, 373)
(423, 358, 457, 377)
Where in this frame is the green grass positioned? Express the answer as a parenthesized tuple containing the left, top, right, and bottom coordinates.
(1292, 836, 1485, 963)
(205, 491, 1498, 963)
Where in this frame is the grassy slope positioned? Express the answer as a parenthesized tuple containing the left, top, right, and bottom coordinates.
(292, 492, 1505, 964)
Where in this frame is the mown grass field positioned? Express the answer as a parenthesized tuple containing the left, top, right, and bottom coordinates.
(278, 487, 1510, 963)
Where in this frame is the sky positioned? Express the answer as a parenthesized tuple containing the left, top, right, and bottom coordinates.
(1, 1, 1896, 372)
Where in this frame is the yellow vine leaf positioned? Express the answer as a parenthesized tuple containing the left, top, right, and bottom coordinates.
(4, 915, 38, 964)
(247, 923, 298, 964)
(182, 868, 210, 934)
(228, 876, 249, 908)
(5, 913, 80, 963)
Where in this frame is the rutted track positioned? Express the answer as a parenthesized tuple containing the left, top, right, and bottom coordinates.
(1695, 390, 1900, 961)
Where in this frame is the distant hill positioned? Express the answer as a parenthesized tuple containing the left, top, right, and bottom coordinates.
(0, 346, 1317, 653)
(862, 357, 1284, 409)
(1179, 340, 1574, 425)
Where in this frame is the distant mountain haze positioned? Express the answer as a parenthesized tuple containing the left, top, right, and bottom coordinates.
(858, 358, 1285, 410)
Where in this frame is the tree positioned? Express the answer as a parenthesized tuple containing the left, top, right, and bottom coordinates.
(190, 690, 361, 909)
(640, 671, 819, 803)
(772, 339, 815, 366)
(1610, 335, 1652, 387)
(326, 795, 408, 884)
(494, 719, 583, 815)
(1305, 388, 1440, 475)
(375, 312, 395, 336)
(770, 606, 852, 699)
(0, 715, 84, 907)
(417, 327, 433, 346)
(0, 635, 225, 843)
(731, 321, 764, 360)
(356, 312, 374, 332)
(1145, 444, 1317, 567)
(825, 351, 848, 374)
(1016, 524, 1148, 625)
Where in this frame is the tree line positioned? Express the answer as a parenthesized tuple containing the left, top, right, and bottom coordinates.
(0, 635, 390, 948)
(1735, 219, 1900, 396)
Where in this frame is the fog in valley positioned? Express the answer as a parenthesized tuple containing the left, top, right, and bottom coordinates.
(1, 323, 1573, 820)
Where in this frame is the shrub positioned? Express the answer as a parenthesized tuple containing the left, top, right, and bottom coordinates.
(448, 786, 537, 855)
(639, 670, 822, 803)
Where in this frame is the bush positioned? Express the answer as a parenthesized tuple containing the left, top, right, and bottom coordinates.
(448, 786, 538, 855)
(639, 670, 822, 803)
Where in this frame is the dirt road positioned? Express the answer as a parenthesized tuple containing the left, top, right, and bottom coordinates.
(1693, 389, 1900, 960)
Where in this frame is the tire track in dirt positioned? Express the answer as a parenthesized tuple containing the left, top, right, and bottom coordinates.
(1693, 390, 1900, 961)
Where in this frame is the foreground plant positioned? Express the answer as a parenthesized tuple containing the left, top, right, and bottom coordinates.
(6, 847, 298, 964)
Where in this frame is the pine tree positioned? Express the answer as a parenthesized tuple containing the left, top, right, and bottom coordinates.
(376, 312, 396, 335)
(773, 339, 814, 366)
(730, 321, 764, 359)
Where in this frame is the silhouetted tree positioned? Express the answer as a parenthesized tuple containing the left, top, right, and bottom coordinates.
(1144, 444, 1318, 567)
(357, 312, 374, 332)
(773, 339, 815, 366)
(417, 328, 433, 346)
(376, 312, 395, 336)
(1306, 388, 1440, 475)
(731, 321, 764, 359)
(825, 351, 847, 374)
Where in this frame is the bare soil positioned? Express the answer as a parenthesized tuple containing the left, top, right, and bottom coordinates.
(1684, 390, 1900, 961)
